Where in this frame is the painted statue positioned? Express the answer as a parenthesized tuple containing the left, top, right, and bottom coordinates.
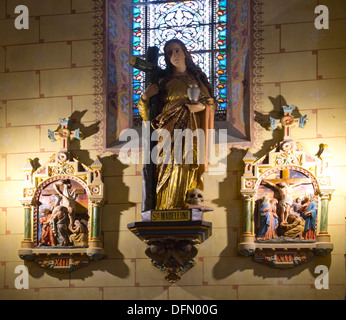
(38, 208, 55, 246)
(261, 179, 311, 224)
(291, 196, 303, 216)
(137, 39, 216, 210)
(257, 196, 279, 240)
(53, 179, 77, 223)
(282, 213, 305, 239)
(50, 205, 70, 246)
(37, 178, 90, 247)
(300, 194, 317, 240)
(69, 219, 89, 246)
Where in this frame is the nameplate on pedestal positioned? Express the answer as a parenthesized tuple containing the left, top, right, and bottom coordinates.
(141, 208, 203, 222)
(151, 210, 190, 222)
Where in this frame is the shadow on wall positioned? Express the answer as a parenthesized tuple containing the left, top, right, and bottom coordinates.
(26, 111, 133, 281)
(69, 109, 101, 166)
(211, 147, 247, 280)
(174, 255, 331, 300)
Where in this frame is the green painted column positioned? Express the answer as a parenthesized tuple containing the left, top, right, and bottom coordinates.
(243, 195, 254, 234)
(91, 203, 101, 240)
(87, 201, 104, 258)
(319, 194, 331, 234)
(24, 205, 32, 240)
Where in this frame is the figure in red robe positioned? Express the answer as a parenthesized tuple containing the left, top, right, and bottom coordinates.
(38, 209, 55, 246)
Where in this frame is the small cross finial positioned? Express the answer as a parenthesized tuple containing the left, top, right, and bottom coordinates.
(268, 105, 308, 141)
(48, 118, 84, 151)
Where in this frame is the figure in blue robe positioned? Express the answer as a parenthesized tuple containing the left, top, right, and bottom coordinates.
(257, 198, 278, 240)
(301, 197, 317, 240)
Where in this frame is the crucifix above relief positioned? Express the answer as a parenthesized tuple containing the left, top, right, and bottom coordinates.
(48, 118, 84, 151)
(268, 105, 308, 141)
(18, 118, 104, 272)
(238, 106, 334, 268)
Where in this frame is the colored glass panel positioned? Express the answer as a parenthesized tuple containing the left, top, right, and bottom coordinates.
(132, 0, 227, 123)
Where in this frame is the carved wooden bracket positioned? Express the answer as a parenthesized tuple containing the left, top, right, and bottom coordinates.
(128, 209, 212, 282)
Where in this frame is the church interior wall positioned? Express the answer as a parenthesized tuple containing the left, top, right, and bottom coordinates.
(0, 0, 345, 300)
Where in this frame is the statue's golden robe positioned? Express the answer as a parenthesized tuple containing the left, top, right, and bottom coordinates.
(138, 74, 215, 209)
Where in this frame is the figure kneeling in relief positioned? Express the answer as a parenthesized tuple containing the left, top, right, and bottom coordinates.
(38, 179, 89, 247)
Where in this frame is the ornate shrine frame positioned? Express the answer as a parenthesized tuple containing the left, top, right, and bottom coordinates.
(18, 118, 105, 272)
(238, 106, 334, 268)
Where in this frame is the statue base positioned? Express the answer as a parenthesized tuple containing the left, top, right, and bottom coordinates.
(127, 220, 212, 243)
(128, 209, 212, 283)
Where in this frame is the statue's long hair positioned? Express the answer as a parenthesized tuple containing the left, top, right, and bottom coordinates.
(159, 39, 214, 100)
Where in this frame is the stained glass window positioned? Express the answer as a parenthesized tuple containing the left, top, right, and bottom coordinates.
(132, 0, 227, 125)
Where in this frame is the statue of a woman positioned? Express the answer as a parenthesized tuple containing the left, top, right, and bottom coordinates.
(137, 39, 216, 210)
(257, 196, 279, 240)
